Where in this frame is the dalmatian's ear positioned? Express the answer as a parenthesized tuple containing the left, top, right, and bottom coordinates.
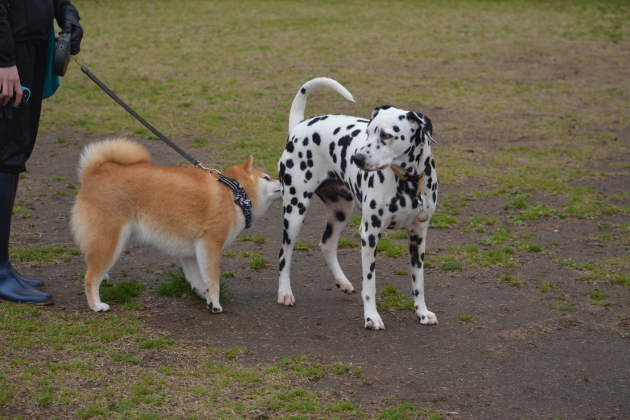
(406, 111, 436, 144)
(369, 105, 393, 122)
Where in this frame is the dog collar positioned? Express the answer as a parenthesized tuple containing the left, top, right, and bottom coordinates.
(217, 174, 252, 229)
(390, 167, 425, 198)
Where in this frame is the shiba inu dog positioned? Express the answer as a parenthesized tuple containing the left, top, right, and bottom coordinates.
(71, 138, 280, 313)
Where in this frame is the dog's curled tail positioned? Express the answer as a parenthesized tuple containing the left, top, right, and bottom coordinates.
(288, 77, 355, 133)
(77, 138, 151, 183)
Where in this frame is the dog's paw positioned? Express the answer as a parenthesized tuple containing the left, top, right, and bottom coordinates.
(90, 302, 110, 312)
(417, 310, 438, 325)
(364, 315, 385, 330)
(278, 291, 296, 307)
(207, 302, 223, 313)
(336, 280, 356, 295)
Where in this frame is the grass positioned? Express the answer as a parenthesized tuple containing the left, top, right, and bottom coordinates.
(458, 314, 474, 323)
(500, 273, 523, 287)
(294, 240, 314, 251)
(156, 267, 231, 303)
(377, 238, 408, 258)
(338, 237, 360, 248)
(376, 284, 415, 312)
(9, 245, 80, 265)
(539, 282, 553, 292)
(12, 199, 31, 218)
(249, 252, 270, 270)
(237, 234, 266, 243)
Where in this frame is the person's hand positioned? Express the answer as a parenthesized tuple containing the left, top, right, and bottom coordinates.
(0, 66, 22, 107)
(61, 11, 83, 55)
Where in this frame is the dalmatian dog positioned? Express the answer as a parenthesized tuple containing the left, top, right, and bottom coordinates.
(277, 77, 438, 330)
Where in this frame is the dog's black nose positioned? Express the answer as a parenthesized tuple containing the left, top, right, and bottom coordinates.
(352, 153, 366, 167)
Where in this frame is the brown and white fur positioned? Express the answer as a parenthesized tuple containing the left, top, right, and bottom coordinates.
(71, 138, 280, 313)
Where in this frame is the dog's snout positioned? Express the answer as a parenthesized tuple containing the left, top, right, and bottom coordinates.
(352, 153, 366, 167)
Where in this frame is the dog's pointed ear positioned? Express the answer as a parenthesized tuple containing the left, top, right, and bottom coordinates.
(244, 155, 254, 173)
(406, 111, 436, 144)
(369, 105, 393, 123)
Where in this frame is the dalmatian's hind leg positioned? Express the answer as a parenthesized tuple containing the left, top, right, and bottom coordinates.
(278, 187, 315, 306)
(317, 190, 356, 294)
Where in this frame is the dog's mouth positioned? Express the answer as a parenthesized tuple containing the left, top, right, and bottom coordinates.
(377, 164, 389, 171)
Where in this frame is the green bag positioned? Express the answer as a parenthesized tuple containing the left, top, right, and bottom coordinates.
(42, 25, 60, 99)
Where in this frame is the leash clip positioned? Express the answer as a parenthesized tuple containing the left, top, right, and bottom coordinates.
(196, 162, 222, 179)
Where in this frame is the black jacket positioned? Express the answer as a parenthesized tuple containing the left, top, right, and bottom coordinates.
(0, 0, 80, 68)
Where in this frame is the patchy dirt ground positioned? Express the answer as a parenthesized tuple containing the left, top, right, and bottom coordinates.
(6, 127, 629, 420)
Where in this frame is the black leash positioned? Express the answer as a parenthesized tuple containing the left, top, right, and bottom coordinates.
(63, 49, 253, 228)
(79, 65, 200, 167)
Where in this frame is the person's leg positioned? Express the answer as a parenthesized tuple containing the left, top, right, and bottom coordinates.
(0, 40, 53, 304)
(10, 175, 46, 290)
(0, 173, 53, 304)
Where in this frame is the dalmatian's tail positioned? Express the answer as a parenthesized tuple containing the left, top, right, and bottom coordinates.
(288, 77, 355, 133)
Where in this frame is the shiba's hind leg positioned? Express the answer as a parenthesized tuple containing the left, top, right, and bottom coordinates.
(82, 222, 130, 312)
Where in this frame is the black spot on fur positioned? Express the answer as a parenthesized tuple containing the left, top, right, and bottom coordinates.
(303, 137, 309, 146)
(279, 258, 286, 272)
(301, 87, 306, 94)
(283, 173, 292, 186)
(279, 248, 284, 258)
(335, 211, 346, 222)
(370, 200, 377, 209)
(370, 262, 375, 272)
(371, 215, 381, 228)
(368, 175, 374, 188)
(305, 171, 312, 181)
(286, 141, 294, 153)
(286, 159, 294, 169)
(393, 125, 400, 132)
(286, 204, 293, 213)
(322, 223, 333, 244)
(291, 197, 298, 205)
(300, 161, 307, 171)
(351, 129, 361, 137)
(308, 117, 321, 126)
(377, 171, 385, 183)
(368, 234, 376, 248)
(347, 124, 355, 130)
(367, 273, 372, 280)
(313, 132, 321, 145)
(333, 127, 341, 135)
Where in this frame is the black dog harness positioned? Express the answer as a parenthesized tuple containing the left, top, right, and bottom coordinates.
(216, 173, 252, 229)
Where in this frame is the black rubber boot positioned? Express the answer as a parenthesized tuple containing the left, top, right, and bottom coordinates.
(0, 173, 53, 305)
(10, 176, 46, 290)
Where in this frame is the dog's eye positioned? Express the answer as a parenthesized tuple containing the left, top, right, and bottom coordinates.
(264, 175, 271, 181)
(381, 132, 393, 140)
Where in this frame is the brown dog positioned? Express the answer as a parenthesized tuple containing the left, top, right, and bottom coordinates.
(71, 138, 280, 313)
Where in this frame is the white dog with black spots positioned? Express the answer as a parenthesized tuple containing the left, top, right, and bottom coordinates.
(277, 78, 438, 330)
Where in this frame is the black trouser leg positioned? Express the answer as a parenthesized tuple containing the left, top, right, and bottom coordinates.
(10, 176, 46, 290)
(0, 173, 53, 304)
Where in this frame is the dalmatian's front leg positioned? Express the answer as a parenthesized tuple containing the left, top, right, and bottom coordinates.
(408, 222, 438, 325)
(360, 221, 385, 330)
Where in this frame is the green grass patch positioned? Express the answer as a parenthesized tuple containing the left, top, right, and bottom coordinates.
(111, 352, 142, 365)
(377, 402, 441, 420)
(294, 240, 313, 251)
(237, 234, 266, 243)
(377, 238, 408, 258)
(137, 338, 176, 349)
(98, 281, 145, 305)
(458, 314, 474, 323)
(389, 231, 408, 240)
(500, 273, 522, 287)
(249, 252, 269, 270)
(552, 302, 576, 312)
(430, 214, 458, 229)
(338, 237, 359, 248)
(279, 355, 326, 378)
(224, 346, 247, 360)
(539, 282, 553, 292)
(12, 199, 31, 218)
(377, 284, 415, 312)
(9, 245, 80, 265)
(440, 261, 462, 270)
(347, 216, 362, 228)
